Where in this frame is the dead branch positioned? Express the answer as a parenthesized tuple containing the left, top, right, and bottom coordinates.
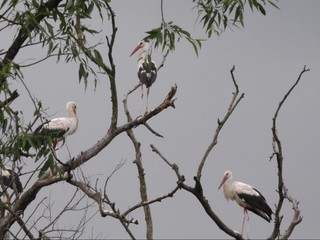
(126, 83, 142, 97)
(19, 197, 47, 237)
(269, 66, 309, 239)
(102, 182, 138, 240)
(0, 174, 70, 238)
(150, 144, 184, 182)
(151, 144, 243, 240)
(2, 204, 34, 239)
(281, 186, 303, 239)
(143, 122, 164, 138)
(123, 86, 153, 240)
(122, 185, 180, 218)
(65, 171, 138, 240)
(196, 65, 244, 181)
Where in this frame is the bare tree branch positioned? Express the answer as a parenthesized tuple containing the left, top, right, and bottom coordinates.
(105, 2, 118, 130)
(150, 144, 184, 182)
(151, 144, 243, 240)
(197, 65, 244, 181)
(0, 174, 70, 237)
(143, 123, 164, 138)
(124, 85, 153, 240)
(123, 185, 180, 218)
(2, 204, 34, 239)
(281, 186, 303, 239)
(65, 171, 138, 240)
(269, 65, 309, 239)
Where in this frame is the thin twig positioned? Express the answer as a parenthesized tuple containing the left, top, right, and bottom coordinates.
(157, 49, 170, 72)
(150, 144, 183, 181)
(143, 122, 164, 138)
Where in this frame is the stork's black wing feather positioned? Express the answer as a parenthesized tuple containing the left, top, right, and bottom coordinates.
(38, 127, 68, 138)
(237, 190, 273, 222)
(1, 169, 23, 193)
(138, 61, 157, 88)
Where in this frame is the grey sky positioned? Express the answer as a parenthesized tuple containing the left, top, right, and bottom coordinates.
(7, 0, 320, 239)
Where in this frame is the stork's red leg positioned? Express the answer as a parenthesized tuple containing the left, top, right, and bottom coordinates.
(241, 208, 246, 236)
(241, 208, 250, 239)
(141, 84, 144, 99)
(146, 87, 151, 112)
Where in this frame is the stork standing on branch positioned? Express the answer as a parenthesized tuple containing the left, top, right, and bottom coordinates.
(218, 170, 273, 238)
(130, 40, 157, 112)
(0, 166, 23, 193)
(35, 101, 78, 150)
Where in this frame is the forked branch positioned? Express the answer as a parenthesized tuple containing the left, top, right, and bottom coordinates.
(269, 66, 309, 239)
(151, 144, 244, 240)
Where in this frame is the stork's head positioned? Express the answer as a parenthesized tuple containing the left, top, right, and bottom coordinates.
(218, 170, 232, 190)
(130, 40, 149, 57)
(66, 101, 77, 115)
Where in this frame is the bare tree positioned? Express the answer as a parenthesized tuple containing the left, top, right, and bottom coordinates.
(0, 0, 307, 239)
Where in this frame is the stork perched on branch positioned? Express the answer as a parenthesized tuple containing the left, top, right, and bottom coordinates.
(0, 166, 23, 193)
(35, 101, 78, 150)
(218, 170, 272, 237)
(130, 40, 157, 111)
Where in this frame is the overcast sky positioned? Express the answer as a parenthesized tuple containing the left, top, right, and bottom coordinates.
(8, 0, 320, 239)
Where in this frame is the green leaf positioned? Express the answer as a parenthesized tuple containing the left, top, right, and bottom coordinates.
(234, 6, 244, 26)
(268, 0, 280, 10)
(65, 0, 74, 10)
(146, 27, 162, 38)
(258, 4, 266, 15)
(78, 62, 86, 81)
(93, 49, 104, 68)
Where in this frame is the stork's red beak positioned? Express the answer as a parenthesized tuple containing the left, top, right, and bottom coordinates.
(218, 176, 227, 190)
(130, 45, 141, 57)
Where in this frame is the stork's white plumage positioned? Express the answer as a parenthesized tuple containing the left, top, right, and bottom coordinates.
(37, 101, 78, 149)
(218, 170, 272, 237)
(130, 40, 157, 109)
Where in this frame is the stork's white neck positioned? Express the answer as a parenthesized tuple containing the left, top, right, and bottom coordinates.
(66, 103, 77, 119)
(223, 177, 236, 201)
(68, 109, 77, 118)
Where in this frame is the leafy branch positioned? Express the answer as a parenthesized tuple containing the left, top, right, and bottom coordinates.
(193, 0, 279, 37)
(144, 0, 202, 56)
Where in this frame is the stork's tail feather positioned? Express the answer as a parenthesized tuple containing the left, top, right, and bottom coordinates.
(247, 206, 272, 222)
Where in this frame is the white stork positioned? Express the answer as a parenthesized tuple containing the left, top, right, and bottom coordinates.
(218, 170, 272, 237)
(130, 40, 157, 111)
(36, 101, 78, 150)
(0, 166, 23, 193)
